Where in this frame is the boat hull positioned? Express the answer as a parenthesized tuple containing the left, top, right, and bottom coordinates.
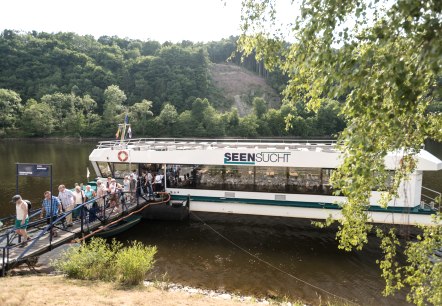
(95, 215, 142, 238)
(171, 195, 435, 226)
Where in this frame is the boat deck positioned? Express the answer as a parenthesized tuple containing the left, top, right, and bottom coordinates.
(96, 138, 339, 153)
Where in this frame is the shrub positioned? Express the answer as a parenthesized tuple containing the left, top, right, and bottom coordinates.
(52, 238, 121, 280)
(115, 241, 157, 285)
(52, 237, 156, 285)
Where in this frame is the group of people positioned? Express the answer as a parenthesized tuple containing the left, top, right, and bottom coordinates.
(138, 169, 165, 197)
(98, 169, 165, 208)
(117, 168, 165, 200)
(12, 169, 166, 245)
(12, 183, 98, 242)
(97, 177, 125, 211)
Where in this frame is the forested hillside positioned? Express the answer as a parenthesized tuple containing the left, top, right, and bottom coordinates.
(0, 30, 345, 138)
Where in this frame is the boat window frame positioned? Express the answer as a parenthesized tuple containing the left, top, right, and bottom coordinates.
(166, 163, 337, 196)
(96, 161, 114, 178)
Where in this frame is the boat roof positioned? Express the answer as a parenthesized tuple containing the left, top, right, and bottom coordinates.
(95, 138, 339, 152)
(90, 138, 442, 171)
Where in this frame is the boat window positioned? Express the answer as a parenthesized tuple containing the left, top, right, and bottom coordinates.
(166, 164, 336, 196)
(224, 165, 255, 191)
(372, 171, 395, 191)
(113, 163, 138, 179)
(97, 162, 112, 178)
(384, 171, 395, 189)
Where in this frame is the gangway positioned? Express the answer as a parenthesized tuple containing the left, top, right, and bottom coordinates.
(0, 191, 172, 276)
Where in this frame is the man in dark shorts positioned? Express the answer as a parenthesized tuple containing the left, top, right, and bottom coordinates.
(40, 191, 62, 237)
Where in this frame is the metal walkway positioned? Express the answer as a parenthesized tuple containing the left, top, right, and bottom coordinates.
(0, 192, 170, 275)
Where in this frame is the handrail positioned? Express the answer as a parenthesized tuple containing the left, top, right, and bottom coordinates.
(96, 137, 338, 150)
(0, 194, 102, 268)
(1, 184, 154, 273)
(14, 185, 147, 259)
(422, 186, 442, 195)
(75, 192, 170, 242)
(0, 209, 43, 244)
(421, 185, 441, 212)
(0, 207, 42, 225)
(15, 196, 101, 261)
(0, 207, 48, 275)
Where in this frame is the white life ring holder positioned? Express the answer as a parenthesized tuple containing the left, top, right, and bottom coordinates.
(118, 150, 129, 162)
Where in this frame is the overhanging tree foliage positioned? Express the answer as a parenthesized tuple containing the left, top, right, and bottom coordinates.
(238, 0, 441, 304)
(0, 88, 22, 135)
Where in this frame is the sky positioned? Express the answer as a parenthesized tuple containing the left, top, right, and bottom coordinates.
(0, 0, 245, 43)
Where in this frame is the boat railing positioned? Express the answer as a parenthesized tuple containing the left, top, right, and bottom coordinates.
(96, 138, 338, 151)
(420, 186, 441, 212)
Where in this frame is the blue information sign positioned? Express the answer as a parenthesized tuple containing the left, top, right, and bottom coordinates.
(17, 163, 51, 177)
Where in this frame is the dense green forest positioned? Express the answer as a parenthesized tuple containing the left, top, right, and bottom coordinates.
(1, 29, 344, 138)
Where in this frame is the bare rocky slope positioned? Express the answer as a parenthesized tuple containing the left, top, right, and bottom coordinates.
(209, 63, 281, 116)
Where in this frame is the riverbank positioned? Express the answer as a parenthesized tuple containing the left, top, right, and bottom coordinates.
(3, 247, 306, 306)
(0, 274, 249, 306)
(0, 274, 305, 306)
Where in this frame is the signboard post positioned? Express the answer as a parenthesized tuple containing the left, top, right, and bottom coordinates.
(16, 163, 52, 196)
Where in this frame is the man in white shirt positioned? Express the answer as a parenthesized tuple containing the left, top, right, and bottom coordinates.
(58, 184, 76, 226)
(131, 169, 138, 181)
(108, 178, 118, 208)
(154, 172, 164, 192)
(95, 180, 107, 216)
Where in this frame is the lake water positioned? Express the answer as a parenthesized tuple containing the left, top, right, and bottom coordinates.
(0, 139, 440, 305)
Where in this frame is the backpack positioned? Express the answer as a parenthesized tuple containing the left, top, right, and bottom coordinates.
(24, 200, 32, 211)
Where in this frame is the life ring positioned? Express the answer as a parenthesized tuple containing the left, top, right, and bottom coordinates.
(118, 150, 129, 162)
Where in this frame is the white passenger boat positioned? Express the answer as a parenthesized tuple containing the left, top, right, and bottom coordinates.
(89, 138, 442, 225)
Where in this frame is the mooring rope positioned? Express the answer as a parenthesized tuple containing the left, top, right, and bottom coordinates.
(190, 211, 359, 306)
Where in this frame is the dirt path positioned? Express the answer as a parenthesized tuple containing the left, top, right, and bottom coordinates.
(0, 275, 267, 306)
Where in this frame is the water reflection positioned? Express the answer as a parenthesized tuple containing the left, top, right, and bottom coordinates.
(0, 139, 96, 217)
(117, 213, 411, 305)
